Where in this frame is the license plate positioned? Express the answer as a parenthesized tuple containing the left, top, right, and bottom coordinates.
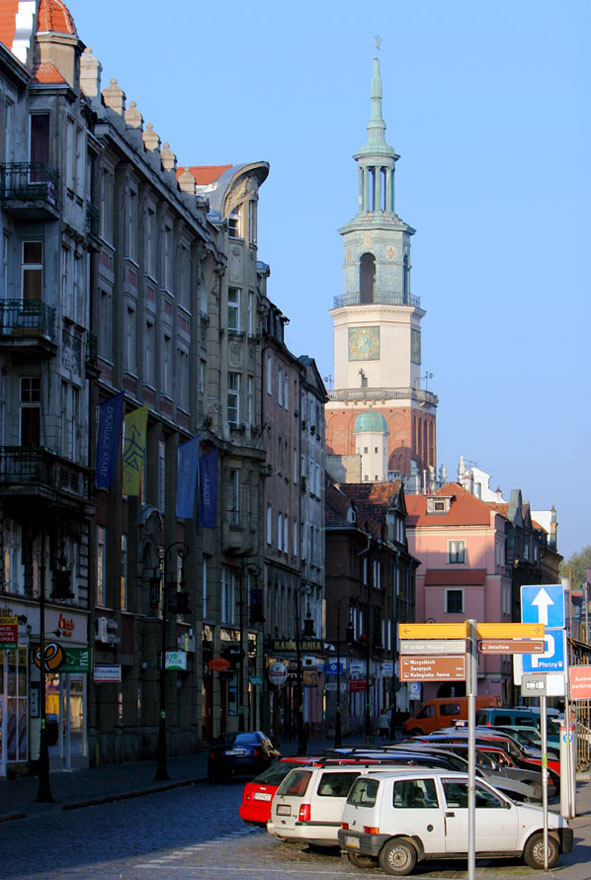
(225, 748, 247, 756)
(254, 792, 272, 801)
(345, 835, 360, 849)
(276, 804, 291, 815)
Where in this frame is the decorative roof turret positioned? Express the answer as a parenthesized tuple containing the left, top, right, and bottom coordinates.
(355, 56, 397, 161)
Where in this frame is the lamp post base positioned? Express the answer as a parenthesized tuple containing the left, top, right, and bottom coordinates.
(154, 718, 169, 781)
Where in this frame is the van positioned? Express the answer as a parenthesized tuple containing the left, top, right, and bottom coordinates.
(404, 696, 498, 736)
(339, 769, 572, 874)
(475, 707, 538, 728)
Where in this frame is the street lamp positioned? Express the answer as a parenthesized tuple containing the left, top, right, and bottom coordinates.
(152, 541, 190, 781)
(293, 592, 308, 755)
(333, 595, 352, 748)
(238, 563, 261, 732)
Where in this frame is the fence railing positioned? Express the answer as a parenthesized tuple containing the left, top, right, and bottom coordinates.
(0, 446, 91, 500)
(0, 299, 56, 341)
(333, 291, 421, 309)
(0, 163, 59, 206)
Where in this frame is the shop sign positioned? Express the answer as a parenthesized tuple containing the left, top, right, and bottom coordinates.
(165, 650, 187, 671)
(208, 657, 230, 671)
(268, 661, 288, 686)
(249, 675, 263, 686)
(350, 678, 368, 693)
(57, 612, 75, 638)
(270, 638, 324, 653)
(302, 670, 318, 687)
(94, 664, 121, 683)
(60, 647, 91, 673)
(0, 616, 18, 649)
(349, 662, 365, 677)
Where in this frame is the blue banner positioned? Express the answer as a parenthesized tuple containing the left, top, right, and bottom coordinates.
(96, 392, 124, 489)
(198, 448, 218, 528)
(176, 435, 200, 518)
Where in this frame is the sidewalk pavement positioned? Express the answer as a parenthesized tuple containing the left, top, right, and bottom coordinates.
(1, 738, 590, 879)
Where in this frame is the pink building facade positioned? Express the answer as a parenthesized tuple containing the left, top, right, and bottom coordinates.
(406, 483, 513, 705)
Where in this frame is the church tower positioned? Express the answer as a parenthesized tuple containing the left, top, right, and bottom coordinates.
(325, 55, 438, 484)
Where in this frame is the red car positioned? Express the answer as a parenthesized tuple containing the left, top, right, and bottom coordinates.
(239, 757, 322, 825)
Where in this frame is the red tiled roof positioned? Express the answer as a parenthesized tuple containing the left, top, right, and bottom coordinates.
(328, 481, 404, 539)
(37, 0, 77, 36)
(406, 482, 492, 527)
(424, 569, 487, 586)
(0, 0, 19, 51)
(33, 60, 66, 84)
(176, 165, 232, 185)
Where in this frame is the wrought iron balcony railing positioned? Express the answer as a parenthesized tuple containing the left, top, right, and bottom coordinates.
(0, 446, 91, 501)
(333, 291, 421, 309)
(0, 299, 56, 341)
(86, 202, 99, 237)
(0, 163, 59, 206)
(328, 385, 438, 407)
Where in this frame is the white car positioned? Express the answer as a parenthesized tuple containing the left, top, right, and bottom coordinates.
(339, 769, 572, 875)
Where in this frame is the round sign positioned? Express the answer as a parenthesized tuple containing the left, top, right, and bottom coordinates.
(268, 661, 288, 687)
(208, 657, 230, 671)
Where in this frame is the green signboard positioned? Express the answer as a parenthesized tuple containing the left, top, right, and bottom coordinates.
(60, 647, 91, 673)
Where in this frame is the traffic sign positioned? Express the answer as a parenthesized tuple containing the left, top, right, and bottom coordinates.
(569, 665, 591, 701)
(521, 673, 548, 696)
(521, 584, 565, 629)
(522, 629, 566, 673)
(478, 639, 545, 654)
(400, 655, 466, 682)
(398, 623, 467, 639)
(325, 661, 344, 675)
(476, 623, 545, 639)
(400, 639, 466, 655)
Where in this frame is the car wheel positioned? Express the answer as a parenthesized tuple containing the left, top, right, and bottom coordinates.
(379, 839, 417, 876)
(523, 832, 559, 869)
(347, 852, 378, 869)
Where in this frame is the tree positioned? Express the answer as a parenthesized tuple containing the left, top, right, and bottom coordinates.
(560, 546, 591, 586)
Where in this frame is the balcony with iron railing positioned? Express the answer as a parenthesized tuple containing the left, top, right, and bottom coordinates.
(86, 202, 100, 238)
(0, 299, 56, 353)
(328, 385, 438, 407)
(333, 290, 421, 309)
(0, 446, 91, 504)
(0, 163, 59, 218)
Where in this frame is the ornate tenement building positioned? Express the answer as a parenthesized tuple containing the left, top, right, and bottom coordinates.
(325, 57, 438, 489)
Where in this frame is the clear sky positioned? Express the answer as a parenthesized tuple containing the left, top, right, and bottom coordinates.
(70, 0, 589, 562)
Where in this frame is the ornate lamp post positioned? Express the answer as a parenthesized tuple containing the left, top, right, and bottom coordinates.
(333, 596, 352, 748)
(238, 563, 261, 732)
(152, 541, 190, 782)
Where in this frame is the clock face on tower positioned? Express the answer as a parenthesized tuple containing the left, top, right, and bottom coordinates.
(348, 326, 380, 361)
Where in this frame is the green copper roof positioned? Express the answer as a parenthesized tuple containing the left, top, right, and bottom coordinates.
(355, 57, 397, 159)
(354, 410, 388, 433)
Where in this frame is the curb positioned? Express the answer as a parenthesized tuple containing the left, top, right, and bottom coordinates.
(1, 775, 207, 822)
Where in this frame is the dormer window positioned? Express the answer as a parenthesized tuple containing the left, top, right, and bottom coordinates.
(347, 504, 357, 523)
(427, 496, 452, 514)
(228, 205, 241, 238)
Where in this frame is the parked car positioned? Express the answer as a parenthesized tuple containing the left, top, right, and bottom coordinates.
(494, 725, 560, 753)
(239, 757, 322, 825)
(475, 707, 538, 728)
(207, 731, 280, 781)
(404, 696, 498, 736)
(267, 760, 418, 848)
(339, 769, 572, 875)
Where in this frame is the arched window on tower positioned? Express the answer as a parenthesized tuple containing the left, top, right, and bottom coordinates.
(417, 419, 422, 465)
(360, 253, 376, 304)
(429, 421, 434, 466)
(403, 254, 410, 303)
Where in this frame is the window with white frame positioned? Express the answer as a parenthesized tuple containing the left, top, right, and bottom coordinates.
(162, 333, 172, 395)
(227, 372, 240, 426)
(20, 376, 41, 446)
(228, 287, 241, 331)
(445, 589, 464, 614)
(163, 225, 173, 290)
(22, 241, 43, 301)
(248, 291, 255, 335)
(228, 205, 240, 238)
(144, 320, 155, 385)
(124, 305, 137, 373)
(293, 520, 298, 558)
(99, 289, 112, 359)
(3, 518, 24, 594)
(278, 367, 283, 406)
(267, 356, 273, 394)
(221, 567, 236, 623)
(247, 375, 253, 426)
(448, 540, 466, 564)
(120, 534, 128, 610)
(178, 347, 189, 410)
(373, 560, 382, 589)
(284, 374, 289, 411)
(278, 513, 283, 551)
(227, 468, 240, 526)
(284, 516, 289, 555)
(127, 188, 138, 261)
(145, 206, 156, 276)
(293, 448, 298, 484)
(248, 200, 256, 243)
(97, 525, 106, 605)
(266, 504, 273, 545)
(158, 440, 165, 511)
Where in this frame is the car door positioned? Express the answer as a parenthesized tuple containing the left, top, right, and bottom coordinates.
(312, 770, 361, 838)
(441, 778, 519, 854)
(390, 777, 446, 855)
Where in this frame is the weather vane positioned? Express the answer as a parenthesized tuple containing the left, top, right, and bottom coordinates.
(375, 35, 382, 53)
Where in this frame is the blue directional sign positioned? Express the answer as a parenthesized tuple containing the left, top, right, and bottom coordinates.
(522, 629, 566, 674)
(325, 662, 343, 676)
(521, 584, 565, 629)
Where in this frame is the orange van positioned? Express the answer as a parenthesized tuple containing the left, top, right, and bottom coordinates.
(404, 696, 499, 735)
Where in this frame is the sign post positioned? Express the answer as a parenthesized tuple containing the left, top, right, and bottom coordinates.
(467, 620, 477, 880)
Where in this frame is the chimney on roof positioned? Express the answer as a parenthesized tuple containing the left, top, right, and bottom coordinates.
(161, 143, 177, 173)
(124, 100, 143, 130)
(80, 47, 102, 99)
(142, 122, 160, 152)
(178, 169, 196, 195)
(102, 77, 126, 115)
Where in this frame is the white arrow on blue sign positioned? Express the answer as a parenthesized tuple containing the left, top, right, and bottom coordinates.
(522, 629, 566, 674)
(521, 584, 565, 629)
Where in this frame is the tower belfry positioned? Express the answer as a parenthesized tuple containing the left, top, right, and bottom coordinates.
(325, 55, 438, 485)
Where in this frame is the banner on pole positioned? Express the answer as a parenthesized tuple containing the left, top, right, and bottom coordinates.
(176, 435, 200, 518)
(122, 404, 149, 496)
(96, 392, 124, 489)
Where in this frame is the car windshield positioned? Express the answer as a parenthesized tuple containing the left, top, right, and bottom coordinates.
(254, 761, 299, 786)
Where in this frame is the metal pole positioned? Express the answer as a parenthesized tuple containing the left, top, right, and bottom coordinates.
(155, 552, 169, 781)
(467, 619, 477, 880)
(35, 559, 53, 802)
(365, 607, 371, 743)
(541, 693, 549, 870)
(335, 601, 342, 748)
(238, 568, 245, 732)
(295, 595, 306, 754)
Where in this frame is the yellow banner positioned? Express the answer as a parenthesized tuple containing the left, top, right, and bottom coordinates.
(122, 404, 149, 496)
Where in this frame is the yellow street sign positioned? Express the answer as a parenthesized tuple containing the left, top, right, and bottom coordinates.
(476, 623, 545, 639)
(398, 623, 468, 639)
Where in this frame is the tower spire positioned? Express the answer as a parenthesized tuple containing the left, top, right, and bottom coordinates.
(357, 54, 396, 159)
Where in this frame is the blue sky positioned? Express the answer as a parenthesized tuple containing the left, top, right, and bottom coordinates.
(71, 0, 589, 563)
